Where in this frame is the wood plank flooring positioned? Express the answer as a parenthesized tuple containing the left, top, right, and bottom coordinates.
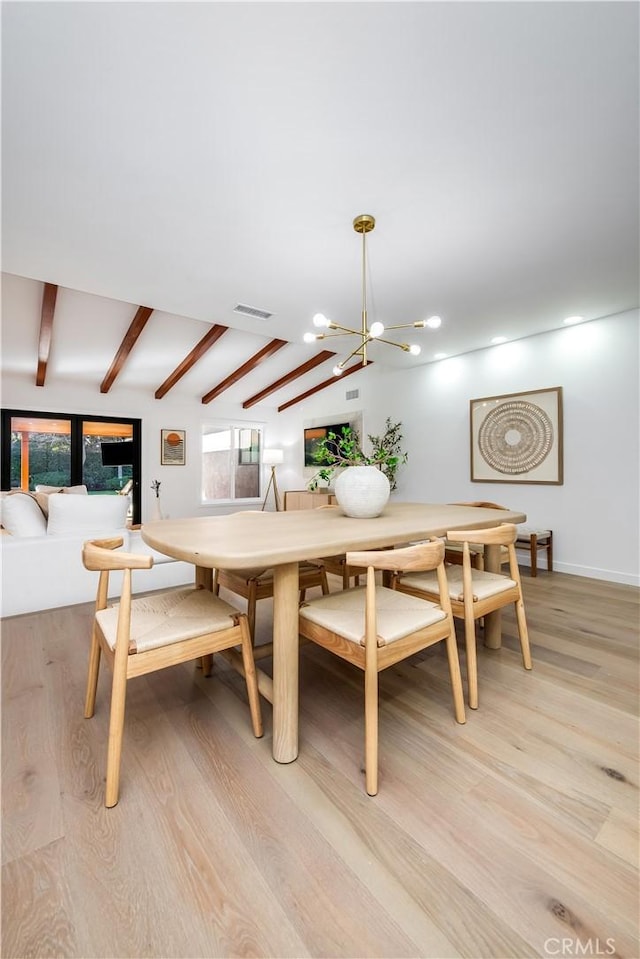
(2, 571, 638, 958)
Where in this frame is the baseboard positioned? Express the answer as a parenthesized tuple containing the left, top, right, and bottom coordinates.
(546, 561, 639, 587)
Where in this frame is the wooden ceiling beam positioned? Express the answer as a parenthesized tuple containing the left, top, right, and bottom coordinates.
(100, 306, 154, 393)
(242, 350, 336, 409)
(277, 362, 371, 412)
(155, 324, 229, 399)
(201, 338, 288, 404)
(35, 283, 58, 387)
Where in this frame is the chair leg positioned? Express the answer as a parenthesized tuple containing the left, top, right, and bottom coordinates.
(364, 658, 379, 796)
(547, 532, 553, 572)
(201, 654, 213, 677)
(84, 626, 102, 719)
(464, 612, 479, 710)
(444, 628, 466, 724)
(238, 617, 263, 739)
(320, 568, 330, 595)
(530, 534, 538, 577)
(247, 581, 258, 645)
(104, 657, 129, 808)
(515, 598, 533, 670)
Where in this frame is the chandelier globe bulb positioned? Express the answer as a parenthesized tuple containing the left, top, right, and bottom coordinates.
(332, 364, 343, 377)
(369, 321, 385, 338)
(409, 343, 421, 356)
(426, 315, 442, 329)
(313, 313, 330, 328)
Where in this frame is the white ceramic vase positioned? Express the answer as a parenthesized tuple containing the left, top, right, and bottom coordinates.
(334, 465, 390, 518)
(150, 497, 163, 521)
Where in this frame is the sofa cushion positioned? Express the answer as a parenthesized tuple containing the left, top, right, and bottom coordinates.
(35, 484, 88, 495)
(47, 493, 129, 536)
(0, 491, 48, 536)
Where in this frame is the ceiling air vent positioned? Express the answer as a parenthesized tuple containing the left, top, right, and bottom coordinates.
(346, 389, 359, 401)
(233, 303, 273, 320)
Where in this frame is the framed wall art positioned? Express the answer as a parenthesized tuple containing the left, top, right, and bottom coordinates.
(161, 429, 186, 466)
(470, 387, 563, 484)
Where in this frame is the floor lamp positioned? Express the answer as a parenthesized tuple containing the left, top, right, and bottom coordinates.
(261, 448, 284, 511)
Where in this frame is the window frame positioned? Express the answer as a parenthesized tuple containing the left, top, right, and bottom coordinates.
(1, 408, 142, 524)
(201, 420, 265, 506)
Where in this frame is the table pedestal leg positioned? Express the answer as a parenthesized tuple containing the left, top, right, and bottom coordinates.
(272, 562, 300, 763)
(483, 543, 502, 649)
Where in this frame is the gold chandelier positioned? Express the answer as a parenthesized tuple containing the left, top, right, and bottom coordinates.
(305, 214, 442, 376)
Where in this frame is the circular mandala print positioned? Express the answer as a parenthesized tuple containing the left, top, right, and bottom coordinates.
(478, 401, 554, 474)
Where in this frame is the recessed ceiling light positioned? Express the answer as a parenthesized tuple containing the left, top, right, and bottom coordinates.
(491, 336, 507, 344)
(564, 315, 584, 325)
(434, 352, 448, 360)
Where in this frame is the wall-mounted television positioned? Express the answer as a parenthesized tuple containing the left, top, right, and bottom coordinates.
(101, 441, 134, 466)
(304, 423, 350, 467)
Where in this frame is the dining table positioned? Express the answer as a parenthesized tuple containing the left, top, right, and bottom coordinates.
(142, 501, 526, 763)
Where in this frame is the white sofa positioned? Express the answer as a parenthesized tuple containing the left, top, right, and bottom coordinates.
(0, 490, 193, 618)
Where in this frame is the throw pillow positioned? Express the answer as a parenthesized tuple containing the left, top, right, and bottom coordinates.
(0, 491, 48, 537)
(46, 493, 129, 536)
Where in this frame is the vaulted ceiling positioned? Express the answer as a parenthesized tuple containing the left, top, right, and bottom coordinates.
(2, 2, 638, 409)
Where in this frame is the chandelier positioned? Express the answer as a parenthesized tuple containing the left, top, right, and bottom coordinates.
(304, 214, 442, 376)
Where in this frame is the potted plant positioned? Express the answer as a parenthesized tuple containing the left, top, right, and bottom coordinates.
(307, 420, 407, 518)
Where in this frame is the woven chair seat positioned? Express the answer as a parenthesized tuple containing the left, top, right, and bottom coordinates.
(96, 587, 242, 653)
(300, 585, 445, 646)
(399, 566, 517, 603)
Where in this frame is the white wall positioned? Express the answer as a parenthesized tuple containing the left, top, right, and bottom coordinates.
(2, 306, 638, 584)
(276, 311, 640, 586)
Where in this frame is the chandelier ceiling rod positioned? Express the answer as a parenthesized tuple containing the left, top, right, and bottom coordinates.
(305, 214, 442, 376)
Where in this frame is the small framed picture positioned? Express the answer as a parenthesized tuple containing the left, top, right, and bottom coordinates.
(161, 429, 186, 466)
(470, 387, 563, 484)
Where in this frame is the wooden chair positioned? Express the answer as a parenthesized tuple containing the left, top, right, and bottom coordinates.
(82, 537, 263, 807)
(392, 523, 532, 710)
(444, 501, 510, 569)
(313, 504, 368, 588)
(299, 539, 466, 796)
(214, 562, 330, 648)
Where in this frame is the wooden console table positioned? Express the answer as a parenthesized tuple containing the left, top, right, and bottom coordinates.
(283, 489, 337, 510)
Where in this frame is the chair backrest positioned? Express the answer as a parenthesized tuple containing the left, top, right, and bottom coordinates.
(446, 523, 521, 589)
(82, 537, 154, 572)
(83, 536, 154, 619)
(445, 523, 517, 547)
(346, 539, 445, 573)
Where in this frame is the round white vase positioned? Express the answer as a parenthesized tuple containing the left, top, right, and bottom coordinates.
(334, 465, 390, 518)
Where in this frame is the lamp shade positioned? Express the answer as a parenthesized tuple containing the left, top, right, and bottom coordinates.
(263, 448, 284, 466)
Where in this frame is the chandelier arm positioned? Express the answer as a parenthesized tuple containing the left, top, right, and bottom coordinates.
(380, 322, 422, 332)
(315, 330, 361, 340)
(327, 323, 363, 336)
(373, 335, 411, 351)
(339, 337, 372, 367)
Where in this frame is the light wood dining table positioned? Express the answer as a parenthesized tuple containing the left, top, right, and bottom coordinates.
(142, 501, 525, 763)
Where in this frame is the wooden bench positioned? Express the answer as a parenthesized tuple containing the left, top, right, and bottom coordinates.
(515, 528, 553, 576)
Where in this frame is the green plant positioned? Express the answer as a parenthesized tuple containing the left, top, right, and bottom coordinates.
(307, 419, 407, 491)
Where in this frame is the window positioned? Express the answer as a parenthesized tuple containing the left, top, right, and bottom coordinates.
(1, 409, 142, 524)
(202, 423, 263, 502)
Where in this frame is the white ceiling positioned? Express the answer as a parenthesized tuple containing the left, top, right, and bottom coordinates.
(2, 1, 639, 390)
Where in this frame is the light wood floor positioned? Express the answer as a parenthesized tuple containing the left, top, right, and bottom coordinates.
(2, 571, 639, 959)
